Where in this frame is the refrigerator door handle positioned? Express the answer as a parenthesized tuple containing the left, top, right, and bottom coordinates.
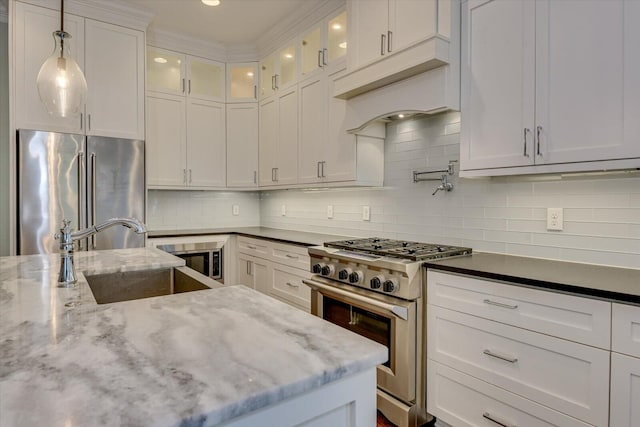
(77, 152, 85, 250)
(90, 153, 97, 249)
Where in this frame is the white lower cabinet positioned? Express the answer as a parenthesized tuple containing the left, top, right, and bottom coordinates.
(610, 352, 640, 427)
(426, 270, 612, 427)
(236, 237, 311, 311)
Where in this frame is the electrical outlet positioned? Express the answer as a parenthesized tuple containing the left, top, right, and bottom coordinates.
(547, 207, 564, 231)
(362, 205, 370, 221)
(281, 204, 287, 216)
(232, 205, 240, 216)
(327, 205, 334, 219)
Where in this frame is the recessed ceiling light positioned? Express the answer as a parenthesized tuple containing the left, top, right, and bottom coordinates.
(339, 42, 347, 49)
(247, 71, 254, 77)
(154, 57, 167, 64)
(202, 0, 220, 6)
(332, 23, 342, 30)
(284, 53, 293, 59)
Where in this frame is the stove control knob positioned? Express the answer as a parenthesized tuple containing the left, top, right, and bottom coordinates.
(312, 263, 324, 274)
(349, 271, 363, 284)
(321, 264, 335, 277)
(383, 279, 399, 293)
(370, 275, 384, 289)
(338, 268, 352, 280)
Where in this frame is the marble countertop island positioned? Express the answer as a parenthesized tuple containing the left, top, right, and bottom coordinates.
(0, 248, 386, 426)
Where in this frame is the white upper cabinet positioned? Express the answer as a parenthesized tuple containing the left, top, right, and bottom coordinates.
(300, 9, 348, 79)
(226, 62, 258, 103)
(460, 0, 640, 176)
(348, 0, 389, 68)
(226, 103, 259, 188)
(259, 40, 298, 99)
(187, 56, 225, 102)
(186, 99, 226, 187)
(13, 1, 144, 139)
(84, 20, 144, 140)
(147, 47, 185, 96)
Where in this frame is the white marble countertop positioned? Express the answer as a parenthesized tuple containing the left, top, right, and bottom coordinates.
(0, 248, 387, 426)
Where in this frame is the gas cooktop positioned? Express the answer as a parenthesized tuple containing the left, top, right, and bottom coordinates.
(324, 238, 472, 261)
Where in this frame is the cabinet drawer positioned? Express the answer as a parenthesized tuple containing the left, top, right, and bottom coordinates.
(271, 264, 311, 311)
(427, 306, 610, 426)
(427, 270, 611, 349)
(237, 236, 269, 258)
(612, 303, 640, 358)
(427, 362, 591, 427)
(271, 241, 310, 270)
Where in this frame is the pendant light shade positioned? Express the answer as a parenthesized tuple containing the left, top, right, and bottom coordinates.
(36, 1, 87, 118)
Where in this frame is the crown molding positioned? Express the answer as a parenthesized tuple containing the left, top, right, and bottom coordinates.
(12, 0, 154, 31)
(256, 0, 344, 57)
(147, 27, 228, 61)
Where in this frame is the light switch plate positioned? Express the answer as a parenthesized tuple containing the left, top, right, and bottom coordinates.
(547, 207, 563, 231)
(281, 204, 287, 216)
(327, 205, 334, 219)
(362, 205, 370, 221)
(232, 205, 240, 216)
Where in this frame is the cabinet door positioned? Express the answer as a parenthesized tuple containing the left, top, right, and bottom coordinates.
(535, 0, 638, 164)
(186, 100, 226, 188)
(226, 103, 258, 188)
(13, 2, 85, 133)
(276, 87, 299, 185)
(298, 75, 326, 184)
(252, 258, 270, 295)
(146, 93, 186, 187)
(277, 42, 298, 90)
(610, 352, 640, 427)
(236, 254, 254, 289)
(349, 0, 389, 68)
(187, 56, 225, 102)
(84, 20, 144, 140)
(460, 0, 535, 170)
(324, 69, 356, 182)
(389, 0, 437, 52)
(300, 24, 323, 78)
(259, 97, 278, 185)
(227, 62, 258, 102)
(325, 10, 348, 68)
(146, 46, 186, 95)
(260, 55, 275, 98)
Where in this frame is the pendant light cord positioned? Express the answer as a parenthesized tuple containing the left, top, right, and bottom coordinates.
(60, 0, 64, 33)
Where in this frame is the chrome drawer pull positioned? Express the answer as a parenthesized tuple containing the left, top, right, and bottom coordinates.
(285, 254, 299, 259)
(483, 412, 516, 427)
(247, 245, 257, 250)
(483, 349, 518, 363)
(483, 299, 518, 310)
(285, 282, 300, 288)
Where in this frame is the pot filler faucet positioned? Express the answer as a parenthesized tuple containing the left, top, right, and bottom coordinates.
(55, 217, 147, 287)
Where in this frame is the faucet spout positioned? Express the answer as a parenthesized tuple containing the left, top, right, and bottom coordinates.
(56, 217, 147, 287)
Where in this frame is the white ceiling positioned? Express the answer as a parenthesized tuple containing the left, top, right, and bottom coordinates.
(125, 0, 326, 48)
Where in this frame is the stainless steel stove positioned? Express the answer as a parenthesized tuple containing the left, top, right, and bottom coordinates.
(303, 238, 472, 427)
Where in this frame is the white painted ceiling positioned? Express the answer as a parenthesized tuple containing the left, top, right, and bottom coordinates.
(125, 0, 325, 48)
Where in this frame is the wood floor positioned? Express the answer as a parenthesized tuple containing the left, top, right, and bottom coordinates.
(376, 411, 397, 427)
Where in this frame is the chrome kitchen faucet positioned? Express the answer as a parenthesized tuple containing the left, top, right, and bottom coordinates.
(55, 218, 147, 287)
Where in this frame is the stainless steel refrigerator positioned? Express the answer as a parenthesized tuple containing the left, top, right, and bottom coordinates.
(17, 129, 145, 255)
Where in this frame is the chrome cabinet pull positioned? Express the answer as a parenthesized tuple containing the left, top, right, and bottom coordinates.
(182, 78, 185, 93)
(275, 167, 278, 181)
(483, 349, 518, 363)
(483, 412, 516, 427)
(188, 169, 192, 183)
(183, 169, 187, 184)
(523, 128, 530, 157)
(77, 152, 85, 250)
(271, 167, 276, 182)
(285, 281, 300, 288)
(317, 161, 322, 178)
(318, 50, 322, 68)
(247, 245, 257, 250)
(88, 114, 92, 131)
(285, 254, 299, 259)
(254, 85, 257, 99)
(275, 74, 279, 90)
(387, 31, 393, 52)
(80, 113, 83, 130)
(253, 170, 257, 184)
(381, 34, 386, 55)
(90, 153, 97, 249)
(536, 125, 542, 156)
(483, 299, 518, 310)
(323, 48, 328, 65)
(321, 161, 326, 177)
(188, 79, 191, 94)
(247, 260, 252, 275)
(271, 75, 275, 90)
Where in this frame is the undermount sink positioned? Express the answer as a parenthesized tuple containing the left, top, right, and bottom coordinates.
(85, 266, 222, 304)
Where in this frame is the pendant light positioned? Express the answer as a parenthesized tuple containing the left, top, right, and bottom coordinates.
(36, 0, 87, 118)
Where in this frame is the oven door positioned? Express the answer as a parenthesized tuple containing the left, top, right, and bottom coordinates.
(303, 276, 417, 403)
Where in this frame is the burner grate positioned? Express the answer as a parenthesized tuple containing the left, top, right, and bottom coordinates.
(325, 238, 472, 261)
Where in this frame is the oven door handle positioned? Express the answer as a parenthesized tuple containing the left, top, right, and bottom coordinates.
(302, 279, 409, 321)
